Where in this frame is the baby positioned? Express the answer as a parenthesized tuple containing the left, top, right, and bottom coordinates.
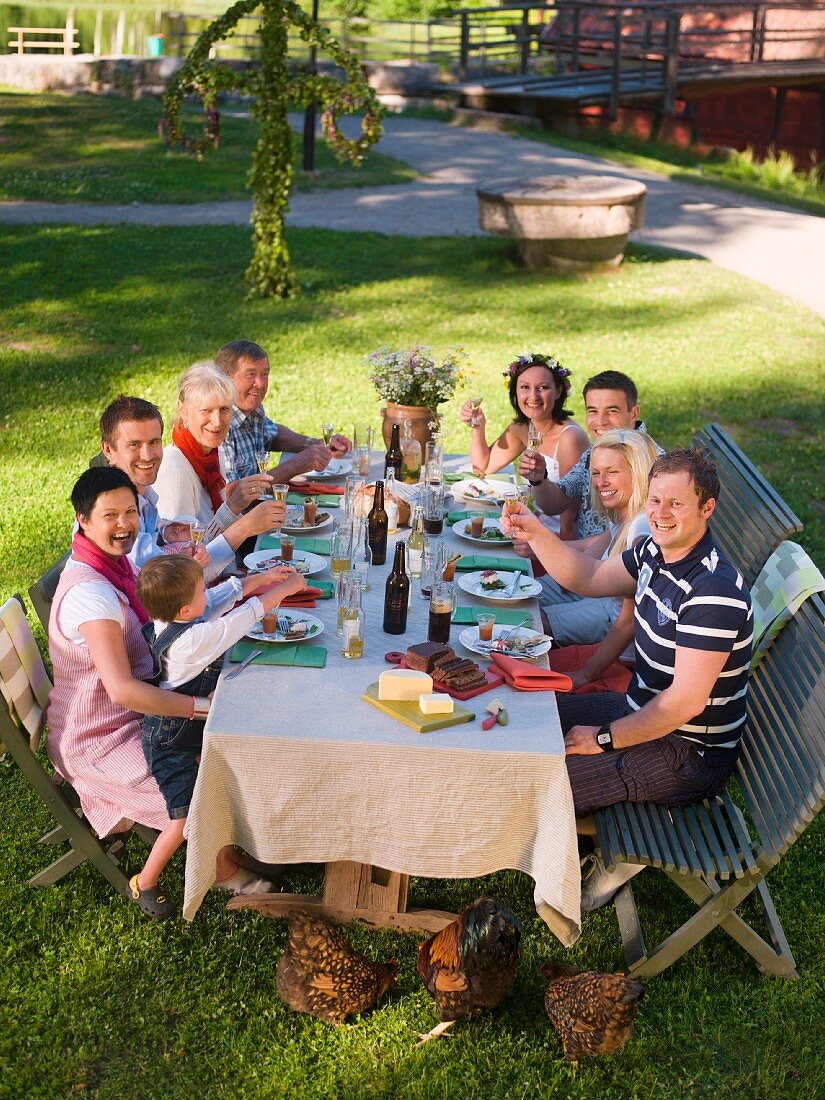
(132, 554, 307, 911)
(159, 515, 196, 555)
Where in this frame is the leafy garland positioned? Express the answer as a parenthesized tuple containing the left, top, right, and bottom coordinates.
(161, 0, 383, 298)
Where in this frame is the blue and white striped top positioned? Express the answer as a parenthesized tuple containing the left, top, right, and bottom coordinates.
(622, 528, 753, 751)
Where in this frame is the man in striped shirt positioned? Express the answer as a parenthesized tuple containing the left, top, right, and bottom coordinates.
(503, 448, 753, 910)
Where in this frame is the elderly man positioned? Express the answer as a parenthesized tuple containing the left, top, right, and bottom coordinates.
(215, 340, 351, 484)
(503, 449, 753, 910)
(522, 369, 657, 539)
(97, 395, 234, 576)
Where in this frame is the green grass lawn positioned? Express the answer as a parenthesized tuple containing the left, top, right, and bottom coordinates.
(1, 224, 824, 1097)
(0, 92, 415, 203)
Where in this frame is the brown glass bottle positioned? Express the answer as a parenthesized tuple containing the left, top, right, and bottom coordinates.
(384, 423, 403, 480)
(367, 479, 389, 565)
(383, 540, 409, 635)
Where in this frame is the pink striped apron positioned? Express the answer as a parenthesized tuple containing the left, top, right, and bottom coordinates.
(47, 562, 171, 837)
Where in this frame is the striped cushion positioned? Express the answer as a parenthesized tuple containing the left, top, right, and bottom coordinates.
(750, 542, 825, 669)
(0, 597, 52, 751)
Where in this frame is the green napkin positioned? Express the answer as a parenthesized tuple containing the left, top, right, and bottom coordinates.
(229, 640, 327, 668)
(453, 606, 533, 625)
(455, 555, 532, 575)
(310, 580, 335, 600)
(444, 471, 513, 485)
(445, 509, 478, 524)
(443, 471, 465, 485)
(286, 492, 340, 508)
(259, 534, 331, 555)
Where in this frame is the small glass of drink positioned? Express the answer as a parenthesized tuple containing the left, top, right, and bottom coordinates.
(469, 512, 485, 539)
(423, 481, 444, 536)
(189, 519, 206, 549)
(428, 581, 455, 645)
(303, 497, 318, 526)
(331, 525, 353, 576)
(279, 534, 295, 562)
(476, 612, 495, 643)
(262, 610, 278, 635)
(470, 396, 483, 428)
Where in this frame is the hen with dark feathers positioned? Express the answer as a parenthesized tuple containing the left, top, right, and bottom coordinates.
(276, 911, 397, 1023)
(540, 960, 644, 1064)
(416, 898, 522, 1044)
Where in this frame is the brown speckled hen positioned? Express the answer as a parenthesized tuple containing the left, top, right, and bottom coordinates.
(276, 911, 397, 1023)
(540, 961, 644, 1064)
(416, 898, 522, 1044)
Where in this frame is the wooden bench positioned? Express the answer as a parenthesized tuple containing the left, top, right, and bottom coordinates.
(692, 423, 803, 586)
(594, 589, 825, 979)
(7, 26, 80, 55)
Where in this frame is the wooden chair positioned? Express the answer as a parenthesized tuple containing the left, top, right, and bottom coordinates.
(27, 552, 69, 635)
(0, 595, 150, 897)
(593, 590, 825, 980)
(692, 423, 803, 586)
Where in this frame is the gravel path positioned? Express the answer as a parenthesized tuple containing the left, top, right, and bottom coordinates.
(1, 113, 822, 317)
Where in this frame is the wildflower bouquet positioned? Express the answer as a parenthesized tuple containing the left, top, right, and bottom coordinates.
(366, 344, 469, 410)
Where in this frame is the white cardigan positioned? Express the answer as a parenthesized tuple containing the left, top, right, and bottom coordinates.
(153, 444, 239, 538)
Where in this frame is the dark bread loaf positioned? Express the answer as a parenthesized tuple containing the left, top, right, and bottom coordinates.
(406, 642, 454, 672)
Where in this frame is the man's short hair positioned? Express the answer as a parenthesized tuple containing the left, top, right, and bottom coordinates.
(649, 448, 721, 508)
(71, 466, 138, 517)
(582, 370, 638, 408)
(215, 340, 268, 377)
(100, 395, 164, 446)
(136, 555, 203, 623)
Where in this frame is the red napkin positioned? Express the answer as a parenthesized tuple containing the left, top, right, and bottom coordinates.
(489, 652, 573, 693)
(279, 586, 323, 608)
(287, 481, 345, 495)
(550, 643, 632, 696)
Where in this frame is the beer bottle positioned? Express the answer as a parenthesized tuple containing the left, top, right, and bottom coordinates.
(383, 540, 409, 635)
(407, 504, 424, 578)
(384, 423, 403, 480)
(367, 479, 389, 566)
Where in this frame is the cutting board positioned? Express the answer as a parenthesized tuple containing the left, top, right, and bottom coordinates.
(384, 654, 505, 701)
(363, 684, 476, 732)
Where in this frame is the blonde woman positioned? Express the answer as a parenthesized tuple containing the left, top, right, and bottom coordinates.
(537, 429, 659, 646)
(154, 362, 285, 553)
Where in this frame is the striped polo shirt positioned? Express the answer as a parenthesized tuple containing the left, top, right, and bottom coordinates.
(622, 527, 753, 750)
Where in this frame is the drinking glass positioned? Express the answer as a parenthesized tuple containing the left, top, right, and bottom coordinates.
(427, 581, 455, 645)
(476, 612, 495, 642)
(355, 445, 371, 477)
(424, 437, 443, 485)
(343, 475, 366, 523)
(423, 481, 445, 536)
(321, 421, 335, 446)
(525, 422, 542, 459)
(353, 424, 374, 452)
(189, 519, 206, 549)
(503, 485, 530, 516)
(469, 511, 485, 539)
(330, 524, 353, 577)
(269, 483, 289, 530)
(279, 534, 295, 562)
(470, 396, 483, 428)
(303, 496, 318, 527)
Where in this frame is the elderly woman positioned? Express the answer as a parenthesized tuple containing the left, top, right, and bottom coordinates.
(48, 467, 268, 919)
(459, 353, 588, 538)
(153, 362, 284, 552)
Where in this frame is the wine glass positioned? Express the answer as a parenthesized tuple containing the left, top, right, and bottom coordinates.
(270, 483, 288, 530)
(189, 519, 206, 549)
(469, 395, 483, 427)
(255, 450, 269, 476)
(525, 422, 542, 458)
(321, 422, 335, 446)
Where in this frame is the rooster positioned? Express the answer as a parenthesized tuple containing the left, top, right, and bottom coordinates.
(416, 898, 522, 1045)
(276, 911, 397, 1024)
(540, 960, 644, 1064)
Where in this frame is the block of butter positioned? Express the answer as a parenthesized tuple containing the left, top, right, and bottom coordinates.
(419, 692, 454, 715)
(378, 668, 433, 701)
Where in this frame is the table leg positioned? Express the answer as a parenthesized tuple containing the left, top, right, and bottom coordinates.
(227, 860, 457, 934)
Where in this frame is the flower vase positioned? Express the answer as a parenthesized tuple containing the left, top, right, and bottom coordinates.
(380, 404, 436, 451)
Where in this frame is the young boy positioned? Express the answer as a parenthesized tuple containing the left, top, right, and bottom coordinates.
(133, 555, 307, 907)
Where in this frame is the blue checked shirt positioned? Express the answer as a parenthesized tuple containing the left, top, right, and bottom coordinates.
(220, 405, 281, 483)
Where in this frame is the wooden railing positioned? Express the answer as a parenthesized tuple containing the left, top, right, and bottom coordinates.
(7, 26, 80, 56)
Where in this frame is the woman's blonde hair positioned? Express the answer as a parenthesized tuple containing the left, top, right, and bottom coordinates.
(590, 429, 659, 556)
(175, 361, 235, 427)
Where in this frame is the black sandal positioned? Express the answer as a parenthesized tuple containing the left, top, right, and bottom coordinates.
(128, 874, 176, 919)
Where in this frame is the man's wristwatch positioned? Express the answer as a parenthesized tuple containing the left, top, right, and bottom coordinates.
(596, 724, 614, 752)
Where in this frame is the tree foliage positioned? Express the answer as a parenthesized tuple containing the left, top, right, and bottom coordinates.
(161, 0, 383, 297)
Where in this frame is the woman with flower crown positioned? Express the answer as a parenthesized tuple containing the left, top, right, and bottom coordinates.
(459, 353, 588, 537)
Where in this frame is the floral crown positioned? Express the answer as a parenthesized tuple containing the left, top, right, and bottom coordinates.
(502, 353, 571, 387)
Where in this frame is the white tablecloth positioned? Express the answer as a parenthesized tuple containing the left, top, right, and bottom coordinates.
(183, 463, 581, 946)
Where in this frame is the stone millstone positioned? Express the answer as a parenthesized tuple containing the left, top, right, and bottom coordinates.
(477, 174, 647, 272)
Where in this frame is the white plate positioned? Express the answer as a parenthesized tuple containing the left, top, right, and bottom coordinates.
(452, 518, 512, 547)
(457, 570, 543, 603)
(451, 477, 519, 504)
(459, 625, 551, 660)
(291, 459, 351, 481)
(280, 510, 335, 534)
(243, 550, 328, 577)
(247, 610, 324, 644)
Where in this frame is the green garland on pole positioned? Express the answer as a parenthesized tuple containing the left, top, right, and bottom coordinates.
(161, 0, 383, 298)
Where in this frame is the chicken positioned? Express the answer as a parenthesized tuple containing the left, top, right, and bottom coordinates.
(276, 911, 397, 1024)
(540, 961, 644, 1064)
(416, 897, 522, 1044)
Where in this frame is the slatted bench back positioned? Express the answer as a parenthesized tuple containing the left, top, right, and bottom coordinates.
(693, 424, 802, 586)
(737, 590, 825, 867)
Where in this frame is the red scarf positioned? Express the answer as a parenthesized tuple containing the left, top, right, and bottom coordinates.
(71, 531, 149, 625)
(172, 423, 226, 513)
